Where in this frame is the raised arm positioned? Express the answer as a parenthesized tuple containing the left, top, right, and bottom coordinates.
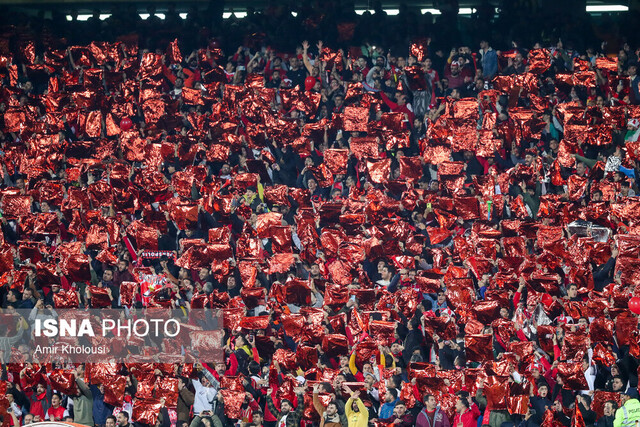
(301, 41, 314, 75)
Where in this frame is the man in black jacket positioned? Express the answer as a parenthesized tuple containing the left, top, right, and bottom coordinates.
(266, 386, 306, 427)
(155, 398, 171, 427)
(593, 245, 617, 291)
(529, 383, 553, 426)
(576, 394, 597, 426)
(596, 400, 617, 427)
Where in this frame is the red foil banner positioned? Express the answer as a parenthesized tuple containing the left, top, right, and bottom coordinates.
(323, 149, 349, 174)
(592, 391, 621, 418)
(595, 57, 618, 72)
(219, 389, 246, 419)
(343, 106, 369, 132)
(167, 38, 182, 64)
(557, 361, 588, 390)
(350, 137, 380, 160)
(464, 334, 493, 363)
(49, 369, 79, 396)
(506, 395, 529, 415)
(366, 158, 392, 184)
(2, 194, 31, 218)
(528, 49, 550, 74)
(53, 289, 80, 308)
(103, 375, 128, 406)
(483, 376, 509, 410)
(88, 286, 112, 308)
(132, 398, 163, 425)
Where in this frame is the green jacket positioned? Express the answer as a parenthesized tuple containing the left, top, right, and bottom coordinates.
(515, 181, 541, 220)
(614, 398, 640, 427)
(73, 378, 93, 426)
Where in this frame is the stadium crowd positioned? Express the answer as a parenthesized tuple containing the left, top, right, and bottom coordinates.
(0, 1, 639, 427)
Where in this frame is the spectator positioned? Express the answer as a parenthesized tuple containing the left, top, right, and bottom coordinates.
(312, 385, 347, 426)
(597, 400, 617, 427)
(378, 388, 400, 419)
(266, 387, 305, 427)
(45, 393, 69, 421)
(416, 394, 451, 427)
(345, 388, 369, 427)
(452, 396, 481, 427)
(479, 39, 498, 80)
(72, 366, 93, 426)
(614, 389, 640, 427)
(0, 7, 639, 427)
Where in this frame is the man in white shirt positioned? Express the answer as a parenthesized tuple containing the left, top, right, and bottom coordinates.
(192, 365, 219, 416)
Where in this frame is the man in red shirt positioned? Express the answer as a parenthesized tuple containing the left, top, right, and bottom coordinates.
(380, 91, 415, 127)
(45, 393, 69, 421)
(452, 396, 481, 427)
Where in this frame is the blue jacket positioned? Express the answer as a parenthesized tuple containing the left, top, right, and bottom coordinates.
(90, 385, 115, 424)
(481, 48, 498, 79)
(379, 398, 399, 419)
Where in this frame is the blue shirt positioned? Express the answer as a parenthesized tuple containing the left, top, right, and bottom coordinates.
(90, 385, 114, 424)
(379, 398, 399, 419)
(481, 48, 498, 79)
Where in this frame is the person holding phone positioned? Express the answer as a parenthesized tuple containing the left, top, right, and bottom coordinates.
(192, 363, 219, 416)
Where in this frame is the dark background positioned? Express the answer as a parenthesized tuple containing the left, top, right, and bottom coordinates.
(0, 0, 637, 55)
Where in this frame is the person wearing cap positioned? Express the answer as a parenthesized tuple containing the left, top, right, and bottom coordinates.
(614, 388, 640, 427)
(444, 57, 467, 89)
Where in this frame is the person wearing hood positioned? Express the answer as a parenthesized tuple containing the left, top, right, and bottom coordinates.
(614, 388, 640, 427)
